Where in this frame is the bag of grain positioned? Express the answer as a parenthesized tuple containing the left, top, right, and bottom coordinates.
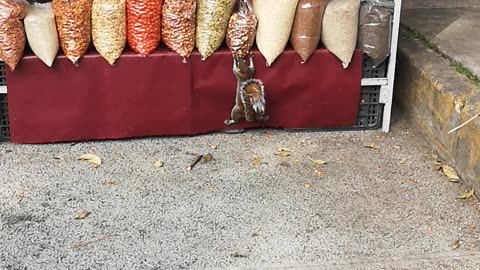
(53, 0, 92, 66)
(92, 0, 126, 65)
(127, 0, 163, 57)
(196, 0, 236, 60)
(226, 0, 257, 59)
(24, 2, 59, 67)
(290, 0, 329, 64)
(0, 0, 28, 71)
(162, 0, 196, 63)
(322, 0, 361, 69)
(254, 0, 299, 66)
(358, 0, 393, 67)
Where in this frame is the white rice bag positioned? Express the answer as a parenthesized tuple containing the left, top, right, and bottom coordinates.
(24, 2, 59, 67)
(254, 0, 299, 66)
(322, 0, 360, 69)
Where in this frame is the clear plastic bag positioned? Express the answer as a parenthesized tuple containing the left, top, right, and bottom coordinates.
(161, 0, 196, 62)
(52, 0, 93, 66)
(196, 0, 236, 60)
(24, 2, 59, 67)
(0, 0, 28, 71)
(254, 0, 299, 66)
(358, 0, 393, 67)
(127, 0, 163, 57)
(290, 0, 329, 64)
(322, 0, 361, 69)
(226, 0, 257, 59)
(92, 0, 126, 65)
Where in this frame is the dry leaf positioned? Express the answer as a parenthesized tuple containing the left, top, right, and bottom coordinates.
(426, 225, 432, 234)
(252, 155, 262, 167)
(441, 165, 460, 181)
(314, 168, 324, 177)
(452, 240, 461, 250)
(307, 156, 328, 165)
(105, 179, 118, 185)
(74, 209, 90, 220)
(304, 183, 311, 189)
(393, 145, 401, 150)
(400, 158, 407, 165)
(275, 150, 291, 158)
(153, 160, 164, 168)
(78, 154, 102, 168)
(202, 153, 213, 164)
(364, 144, 381, 150)
(457, 189, 475, 200)
(210, 144, 218, 150)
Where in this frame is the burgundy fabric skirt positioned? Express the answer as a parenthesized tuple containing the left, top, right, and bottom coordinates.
(6, 47, 362, 144)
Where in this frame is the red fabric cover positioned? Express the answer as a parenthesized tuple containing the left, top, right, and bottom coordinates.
(6, 47, 362, 144)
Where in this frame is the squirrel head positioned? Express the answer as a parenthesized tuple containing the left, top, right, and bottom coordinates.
(234, 57, 253, 80)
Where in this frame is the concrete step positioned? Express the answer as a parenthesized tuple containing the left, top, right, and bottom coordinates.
(403, 0, 480, 9)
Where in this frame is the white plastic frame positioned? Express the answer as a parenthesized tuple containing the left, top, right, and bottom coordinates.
(361, 0, 402, 132)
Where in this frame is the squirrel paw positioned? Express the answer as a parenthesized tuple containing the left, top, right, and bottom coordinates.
(224, 119, 238, 126)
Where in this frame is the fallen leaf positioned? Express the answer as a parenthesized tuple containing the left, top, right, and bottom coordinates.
(251, 155, 262, 167)
(153, 160, 164, 168)
(307, 156, 328, 165)
(304, 183, 311, 189)
(275, 150, 291, 158)
(441, 165, 460, 181)
(393, 145, 401, 150)
(105, 179, 118, 185)
(452, 240, 461, 250)
(457, 189, 475, 200)
(400, 158, 407, 165)
(202, 153, 213, 164)
(210, 144, 218, 150)
(364, 143, 381, 150)
(74, 209, 90, 220)
(54, 155, 65, 161)
(78, 154, 102, 168)
(314, 168, 324, 177)
(426, 225, 432, 234)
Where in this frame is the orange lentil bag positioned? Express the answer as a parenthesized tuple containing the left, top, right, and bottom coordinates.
(161, 0, 196, 62)
(127, 0, 163, 57)
(52, 0, 93, 66)
(0, 0, 28, 71)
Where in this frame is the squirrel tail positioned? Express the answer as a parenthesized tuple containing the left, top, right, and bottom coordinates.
(240, 78, 266, 115)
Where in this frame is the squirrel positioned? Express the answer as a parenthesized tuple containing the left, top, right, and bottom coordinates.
(225, 54, 269, 126)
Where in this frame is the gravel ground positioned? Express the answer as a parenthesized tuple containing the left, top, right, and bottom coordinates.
(1, 115, 480, 270)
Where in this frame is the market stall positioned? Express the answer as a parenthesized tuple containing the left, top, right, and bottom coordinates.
(0, 0, 402, 143)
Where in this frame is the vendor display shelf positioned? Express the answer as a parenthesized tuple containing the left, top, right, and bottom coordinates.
(0, 0, 401, 142)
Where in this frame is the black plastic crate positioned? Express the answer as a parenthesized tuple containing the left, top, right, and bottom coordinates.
(363, 54, 388, 78)
(0, 61, 6, 86)
(356, 85, 383, 129)
(0, 93, 9, 142)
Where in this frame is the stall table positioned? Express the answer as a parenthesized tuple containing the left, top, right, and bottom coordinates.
(5, 47, 362, 144)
